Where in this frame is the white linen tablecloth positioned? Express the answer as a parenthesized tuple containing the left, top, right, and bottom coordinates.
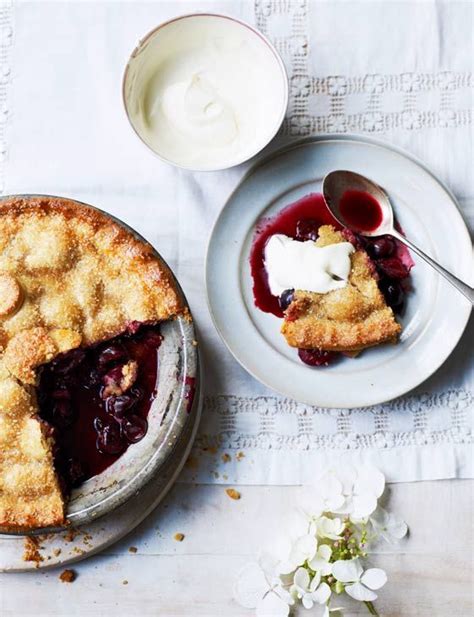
(2, 0, 472, 484)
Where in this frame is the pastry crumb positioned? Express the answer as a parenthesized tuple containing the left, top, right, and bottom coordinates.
(59, 569, 76, 583)
(174, 533, 185, 542)
(221, 453, 231, 463)
(236, 451, 245, 461)
(53, 548, 62, 557)
(23, 537, 44, 564)
(226, 488, 241, 500)
(122, 580, 128, 585)
(128, 546, 138, 553)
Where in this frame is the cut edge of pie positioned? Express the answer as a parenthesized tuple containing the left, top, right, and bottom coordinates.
(281, 225, 401, 352)
(0, 196, 187, 532)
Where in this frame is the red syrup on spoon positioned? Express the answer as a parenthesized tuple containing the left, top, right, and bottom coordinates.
(339, 189, 383, 233)
(37, 325, 162, 490)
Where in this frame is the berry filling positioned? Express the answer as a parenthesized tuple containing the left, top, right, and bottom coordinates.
(37, 325, 163, 491)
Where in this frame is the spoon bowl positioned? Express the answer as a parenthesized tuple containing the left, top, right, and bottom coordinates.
(323, 170, 395, 236)
(322, 169, 474, 305)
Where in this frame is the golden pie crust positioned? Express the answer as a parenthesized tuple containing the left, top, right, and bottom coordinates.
(281, 225, 401, 351)
(0, 196, 186, 532)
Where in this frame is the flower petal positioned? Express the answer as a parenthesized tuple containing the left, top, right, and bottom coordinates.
(361, 568, 387, 590)
(309, 571, 321, 592)
(352, 493, 378, 518)
(318, 544, 332, 561)
(256, 591, 291, 616)
(332, 558, 363, 583)
(289, 534, 318, 565)
(312, 581, 331, 604)
(293, 567, 310, 591)
(354, 465, 385, 498)
(307, 555, 332, 576)
(345, 582, 378, 602)
(258, 552, 281, 585)
(335, 463, 357, 495)
(302, 594, 314, 610)
(234, 562, 269, 608)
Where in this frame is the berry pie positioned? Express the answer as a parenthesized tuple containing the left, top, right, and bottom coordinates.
(0, 196, 186, 532)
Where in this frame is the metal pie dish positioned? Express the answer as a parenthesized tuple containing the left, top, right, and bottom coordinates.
(0, 195, 200, 536)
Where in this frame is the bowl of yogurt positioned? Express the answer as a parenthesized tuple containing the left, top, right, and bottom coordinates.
(122, 13, 288, 171)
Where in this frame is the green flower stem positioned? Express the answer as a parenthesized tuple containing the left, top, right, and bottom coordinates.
(364, 601, 380, 616)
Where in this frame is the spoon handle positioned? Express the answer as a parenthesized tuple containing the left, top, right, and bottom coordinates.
(389, 229, 474, 305)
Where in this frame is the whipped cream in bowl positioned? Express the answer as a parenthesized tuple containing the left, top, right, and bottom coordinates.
(123, 14, 288, 171)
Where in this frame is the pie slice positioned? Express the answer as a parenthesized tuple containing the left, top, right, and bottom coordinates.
(0, 196, 186, 532)
(281, 225, 401, 352)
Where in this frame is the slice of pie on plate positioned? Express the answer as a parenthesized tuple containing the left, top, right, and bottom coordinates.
(281, 225, 401, 352)
(0, 196, 186, 532)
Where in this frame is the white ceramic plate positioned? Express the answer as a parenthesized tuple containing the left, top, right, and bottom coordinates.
(206, 135, 473, 408)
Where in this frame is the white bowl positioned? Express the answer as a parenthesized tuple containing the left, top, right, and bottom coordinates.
(122, 13, 288, 171)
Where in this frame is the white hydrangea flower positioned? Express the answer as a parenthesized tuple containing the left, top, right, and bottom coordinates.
(234, 557, 294, 617)
(308, 544, 332, 576)
(369, 506, 408, 543)
(332, 557, 387, 602)
(290, 567, 331, 612)
(316, 516, 344, 540)
(311, 464, 385, 519)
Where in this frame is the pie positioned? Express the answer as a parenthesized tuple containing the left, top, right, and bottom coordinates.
(281, 225, 401, 351)
(0, 196, 186, 532)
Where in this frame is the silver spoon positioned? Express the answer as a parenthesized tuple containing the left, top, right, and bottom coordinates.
(322, 170, 474, 305)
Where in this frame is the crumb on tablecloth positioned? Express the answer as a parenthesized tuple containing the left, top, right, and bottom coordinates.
(128, 546, 138, 553)
(174, 533, 185, 542)
(59, 569, 76, 583)
(236, 451, 245, 461)
(221, 453, 231, 463)
(226, 488, 241, 500)
(122, 580, 129, 585)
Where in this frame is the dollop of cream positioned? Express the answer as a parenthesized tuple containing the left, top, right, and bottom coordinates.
(264, 234, 355, 296)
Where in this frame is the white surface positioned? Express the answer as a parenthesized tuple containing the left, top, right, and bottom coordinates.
(3, 0, 472, 485)
(0, 480, 472, 616)
(206, 136, 472, 409)
(123, 14, 288, 170)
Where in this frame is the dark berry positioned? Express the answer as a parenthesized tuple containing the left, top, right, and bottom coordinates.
(97, 344, 127, 371)
(379, 279, 405, 310)
(279, 289, 295, 311)
(96, 422, 125, 455)
(296, 219, 319, 242)
(105, 394, 135, 419)
(122, 415, 148, 444)
(93, 417, 104, 432)
(366, 236, 395, 259)
(298, 348, 338, 367)
(376, 257, 409, 280)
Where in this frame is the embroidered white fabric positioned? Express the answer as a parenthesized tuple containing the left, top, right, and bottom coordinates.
(2, 1, 472, 483)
